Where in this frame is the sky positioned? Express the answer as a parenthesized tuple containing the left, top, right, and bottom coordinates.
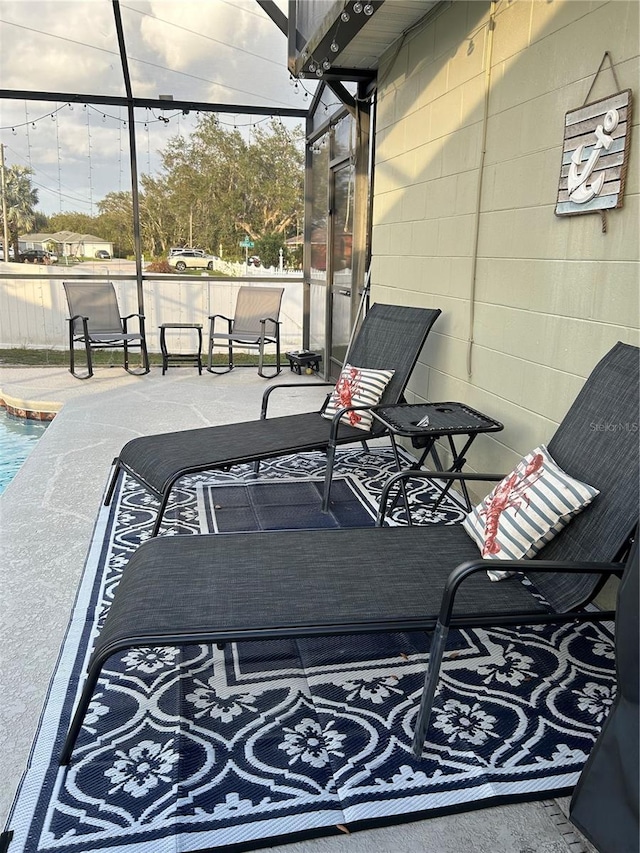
(0, 0, 315, 217)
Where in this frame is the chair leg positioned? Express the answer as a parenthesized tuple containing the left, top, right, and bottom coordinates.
(207, 337, 234, 374)
(68, 321, 75, 377)
(124, 343, 151, 376)
(59, 652, 108, 766)
(141, 338, 150, 374)
(257, 338, 265, 377)
(322, 439, 338, 512)
(104, 460, 123, 506)
(80, 339, 94, 379)
(68, 318, 93, 379)
(412, 620, 449, 758)
(257, 337, 282, 379)
(151, 488, 173, 537)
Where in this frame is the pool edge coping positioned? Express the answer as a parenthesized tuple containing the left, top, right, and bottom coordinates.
(0, 392, 60, 421)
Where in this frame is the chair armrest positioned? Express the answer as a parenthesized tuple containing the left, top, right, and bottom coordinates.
(68, 313, 90, 337)
(327, 402, 383, 441)
(208, 314, 233, 347)
(441, 558, 623, 625)
(377, 469, 505, 525)
(121, 313, 145, 335)
(261, 381, 334, 419)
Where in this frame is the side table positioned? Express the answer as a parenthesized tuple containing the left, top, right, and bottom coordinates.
(371, 402, 503, 523)
(159, 323, 203, 375)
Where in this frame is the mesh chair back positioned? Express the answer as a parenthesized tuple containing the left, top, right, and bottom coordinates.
(347, 303, 441, 405)
(528, 342, 640, 611)
(232, 286, 283, 338)
(64, 282, 124, 335)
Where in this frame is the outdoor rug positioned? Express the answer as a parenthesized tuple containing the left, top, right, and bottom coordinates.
(197, 476, 376, 533)
(4, 447, 615, 853)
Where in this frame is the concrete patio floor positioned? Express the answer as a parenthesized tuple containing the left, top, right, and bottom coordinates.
(0, 365, 596, 853)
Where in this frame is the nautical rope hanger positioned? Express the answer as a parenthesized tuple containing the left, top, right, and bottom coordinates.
(581, 51, 623, 234)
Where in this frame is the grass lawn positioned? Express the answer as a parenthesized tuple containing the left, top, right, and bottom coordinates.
(0, 348, 277, 367)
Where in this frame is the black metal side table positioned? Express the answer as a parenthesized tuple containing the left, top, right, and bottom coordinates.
(371, 402, 503, 523)
(159, 323, 203, 375)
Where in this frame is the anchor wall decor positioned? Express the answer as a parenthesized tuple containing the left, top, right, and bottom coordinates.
(556, 89, 632, 218)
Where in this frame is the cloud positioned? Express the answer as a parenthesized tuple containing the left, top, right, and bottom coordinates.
(0, 0, 312, 214)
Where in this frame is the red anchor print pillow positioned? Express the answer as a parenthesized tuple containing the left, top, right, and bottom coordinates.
(462, 445, 599, 581)
(322, 363, 395, 432)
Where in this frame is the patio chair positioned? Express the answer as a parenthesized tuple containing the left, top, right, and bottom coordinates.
(60, 341, 639, 766)
(63, 281, 149, 380)
(207, 285, 284, 378)
(103, 303, 442, 535)
(569, 536, 638, 853)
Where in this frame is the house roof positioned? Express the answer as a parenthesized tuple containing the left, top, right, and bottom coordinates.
(19, 231, 112, 246)
(51, 231, 109, 243)
(20, 231, 108, 242)
(19, 232, 57, 242)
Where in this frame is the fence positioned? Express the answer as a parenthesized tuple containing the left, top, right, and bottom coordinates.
(0, 271, 305, 355)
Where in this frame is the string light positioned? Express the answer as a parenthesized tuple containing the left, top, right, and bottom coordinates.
(118, 106, 123, 194)
(86, 107, 93, 215)
(0, 101, 304, 216)
(25, 103, 32, 169)
(55, 102, 62, 212)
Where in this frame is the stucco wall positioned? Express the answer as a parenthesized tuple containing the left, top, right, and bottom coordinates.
(372, 0, 639, 478)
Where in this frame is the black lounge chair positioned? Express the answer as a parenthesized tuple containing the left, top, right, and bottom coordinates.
(63, 281, 149, 379)
(60, 341, 639, 765)
(569, 536, 638, 853)
(207, 285, 284, 378)
(104, 303, 442, 535)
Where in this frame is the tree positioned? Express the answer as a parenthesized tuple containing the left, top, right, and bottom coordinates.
(96, 192, 134, 258)
(145, 116, 305, 260)
(1, 165, 38, 258)
(237, 120, 304, 241)
(255, 231, 284, 269)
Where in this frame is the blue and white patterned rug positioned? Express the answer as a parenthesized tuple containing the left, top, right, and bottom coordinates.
(4, 448, 615, 853)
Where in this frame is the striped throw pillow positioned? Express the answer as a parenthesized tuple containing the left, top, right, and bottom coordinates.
(462, 445, 599, 581)
(322, 363, 394, 432)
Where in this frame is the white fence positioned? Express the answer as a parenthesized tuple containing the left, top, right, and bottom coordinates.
(0, 272, 305, 355)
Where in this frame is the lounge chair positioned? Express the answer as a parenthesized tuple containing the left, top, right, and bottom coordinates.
(207, 285, 284, 378)
(104, 303, 442, 535)
(63, 281, 149, 379)
(60, 341, 639, 765)
(569, 536, 638, 853)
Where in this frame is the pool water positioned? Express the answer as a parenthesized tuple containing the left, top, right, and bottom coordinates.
(0, 408, 49, 495)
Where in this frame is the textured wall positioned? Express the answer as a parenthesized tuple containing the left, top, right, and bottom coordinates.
(372, 0, 639, 476)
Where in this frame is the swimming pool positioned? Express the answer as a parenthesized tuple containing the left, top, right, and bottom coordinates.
(0, 408, 49, 495)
